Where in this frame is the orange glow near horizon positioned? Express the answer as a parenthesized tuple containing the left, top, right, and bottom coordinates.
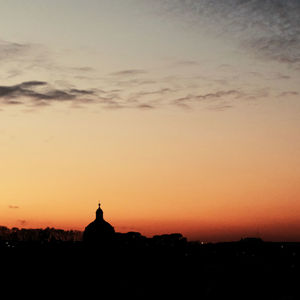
(1, 104, 300, 242)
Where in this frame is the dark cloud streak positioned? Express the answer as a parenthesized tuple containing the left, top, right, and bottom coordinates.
(0, 79, 271, 112)
(173, 90, 243, 106)
(0, 81, 96, 106)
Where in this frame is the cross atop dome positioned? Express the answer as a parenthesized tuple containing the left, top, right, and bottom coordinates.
(96, 202, 103, 220)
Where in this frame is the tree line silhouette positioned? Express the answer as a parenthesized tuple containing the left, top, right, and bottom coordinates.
(0, 226, 82, 243)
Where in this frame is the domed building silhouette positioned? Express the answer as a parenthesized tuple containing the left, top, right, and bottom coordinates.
(83, 203, 115, 244)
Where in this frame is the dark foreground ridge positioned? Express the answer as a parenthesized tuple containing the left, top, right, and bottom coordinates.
(1, 206, 299, 299)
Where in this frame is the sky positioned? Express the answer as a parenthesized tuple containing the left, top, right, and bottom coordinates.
(0, 0, 300, 242)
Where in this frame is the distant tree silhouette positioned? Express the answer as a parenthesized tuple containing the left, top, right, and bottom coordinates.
(0, 226, 82, 242)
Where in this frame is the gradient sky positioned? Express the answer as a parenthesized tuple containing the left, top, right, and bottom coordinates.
(1, 0, 300, 242)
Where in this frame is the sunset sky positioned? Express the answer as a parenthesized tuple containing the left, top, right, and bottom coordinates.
(1, 0, 300, 242)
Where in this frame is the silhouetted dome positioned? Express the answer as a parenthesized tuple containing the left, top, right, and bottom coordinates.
(83, 203, 115, 244)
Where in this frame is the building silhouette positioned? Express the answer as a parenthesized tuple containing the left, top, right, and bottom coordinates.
(83, 203, 115, 244)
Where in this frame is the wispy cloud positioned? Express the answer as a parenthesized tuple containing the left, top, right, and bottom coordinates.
(17, 219, 27, 226)
(0, 33, 279, 113)
(170, 60, 200, 67)
(0, 39, 96, 84)
(70, 66, 94, 72)
(173, 90, 243, 107)
(278, 91, 299, 97)
(172, 88, 271, 110)
(0, 78, 273, 112)
(159, 0, 300, 67)
(130, 88, 174, 99)
(9, 205, 19, 209)
(0, 81, 98, 106)
(0, 40, 32, 61)
(110, 69, 148, 76)
(207, 103, 234, 112)
(136, 104, 155, 110)
(0, 80, 158, 110)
